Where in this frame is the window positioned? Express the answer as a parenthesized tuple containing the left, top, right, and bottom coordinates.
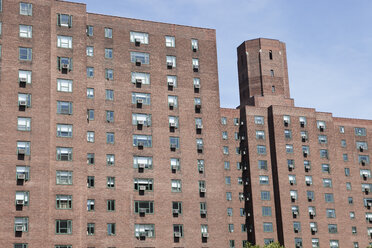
(105, 69, 114, 80)
(131, 52, 149, 65)
(15, 191, 29, 206)
(18, 70, 32, 84)
(223, 146, 229, 154)
(105, 48, 113, 59)
(87, 153, 94, 165)
(86, 25, 93, 36)
(233, 118, 239, 125)
(171, 179, 182, 192)
(293, 222, 301, 232)
(107, 223, 116, 235)
(14, 245, 28, 248)
(106, 132, 115, 144)
(19, 47, 32, 61)
(302, 146, 310, 156)
(341, 139, 346, 147)
(290, 190, 298, 201)
(228, 224, 234, 233)
(57, 14, 72, 27)
(305, 176, 312, 186)
(346, 182, 352, 190)
(165, 36, 175, 47)
(87, 176, 94, 188)
(286, 144, 294, 153)
(258, 160, 267, 170)
(328, 224, 337, 233)
(86, 46, 94, 56)
(18, 117, 31, 131)
(283, 115, 291, 125)
(193, 58, 199, 71)
(56, 220, 72, 234)
(227, 208, 233, 216)
(330, 240, 339, 248)
(359, 155, 370, 165)
(131, 72, 150, 85)
(263, 222, 273, 232)
(317, 120, 326, 131)
(134, 224, 155, 238)
(222, 131, 228, 140)
(14, 217, 28, 232)
(56, 171, 72, 185)
(348, 197, 353, 204)
(132, 92, 151, 105)
(191, 38, 198, 51)
(257, 145, 266, 155)
(262, 206, 272, 217)
(255, 116, 264, 125)
(87, 223, 95, 235)
(289, 175, 296, 185)
(194, 77, 201, 89)
(287, 159, 295, 170)
(198, 159, 205, 173)
(107, 177, 115, 188)
(16, 166, 30, 181)
(133, 156, 153, 169)
(259, 175, 269, 185)
(238, 177, 243, 185)
(357, 141, 368, 151)
(225, 177, 231, 185)
(19, 25, 32, 38)
(221, 117, 227, 125)
(104, 90, 114, 101)
(57, 101, 72, 115)
(226, 192, 232, 201)
(350, 211, 355, 219)
(57, 36, 72, 49)
(106, 111, 114, 123)
(134, 201, 154, 214)
(170, 158, 180, 171)
(106, 154, 115, 166)
(17, 141, 30, 156)
(224, 161, 230, 170)
(87, 199, 95, 211)
(20, 3, 32, 16)
(299, 116, 307, 127)
(87, 109, 94, 121)
(256, 130, 265, 139)
(133, 113, 152, 126)
(270, 70, 274, 77)
(284, 129, 292, 139)
(87, 67, 94, 78)
(130, 31, 148, 44)
(56, 147, 72, 161)
(339, 126, 345, 133)
(345, 168, 350, 176)
(322, 164, 330, 173)
(355, 127, 366, 136)
(323, 178, 332, 188)
(318, 135, 327, 144)
(325, 193, 334, 203)
(107, 200, 115, 211)
(57, 79, 73, 93)
(173, 201, 182, 215)
(234, 132, 239, 140)
(57, 124, 72, 138)
(301, 131, 308, 141)
(261, 191, 270, 200)
(105, 28, 112, 38)
(169, 137, 180, 150)
(166, 55, 176, 68)
(326, 209, 336, 218)
(87, 88, 94, 98)
(320, 149, 329, 159)
(343, 154, 348, 161)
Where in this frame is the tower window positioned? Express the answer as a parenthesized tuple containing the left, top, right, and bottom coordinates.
(269, 50, 273, 60)
(272, 86, 275, 93)
(270, 70, 274, 77)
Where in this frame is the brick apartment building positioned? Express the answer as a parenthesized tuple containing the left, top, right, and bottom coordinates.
(0, 0, 370, 248)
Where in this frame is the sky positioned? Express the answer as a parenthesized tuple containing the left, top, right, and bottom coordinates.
(69, 0, 372, 120)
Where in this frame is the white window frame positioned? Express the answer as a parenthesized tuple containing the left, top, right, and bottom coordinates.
(165, 36, 175, 47)
(130, 31, 149, 44)
(19, 25, 32, 38)
(57, 36, 72, 49)
(57, 79, 73, 92)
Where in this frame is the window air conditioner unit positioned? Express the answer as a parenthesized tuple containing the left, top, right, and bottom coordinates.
(199, 167, 204, 172)
(135, 39, 141, 46)
(136, 59, 142, 66)
(137, 120, 144, 125)
(168, 81, 175, 87)
(137, 141, 144, 148)
(365, 188, 370, 193)
(196, 124, 203, 129)
(200, 209, 207, 215)
(15, 225, 24, 232)
(137, 99, 144, 104)
(172, 209, 179, 214)
(284, 120, 289, 126)
(363, 174, 368, 180)
(202, 233, 209, 238)
(18, 148, 26, 154)
(360, 147, 364, 152)
(362, 160, 366, 166)
(195, 104, 201, 109)
(293, 211, 298, 216)
(300, 121, 305, 127)
(174, 232, 182, 238)
(288, 164, 294, 170)
(301, 136, 307, 142)
(139, 232, 146, 237)
(170, 144, 177, 149)
(138, 163, 146, 169)
(306, 181, 311, 186)
(368, 217, 372, 222)
(16, 200, 25, 205)
(303, 151, 308, 157)
(200, 188, 206, 193)
(17, 174, 26, 180)
(311, 227, 317, 232)
(291, 196, 296, 201)
(167, 62, 173, 69)
(309, 211, 315, 216)
(168, 102, 174, 107)
(19, 100, 27, 106)
(368, 202, 372, 207)
(305, 165, 311, 170)
(19, 77, 27, 83)
(295, 243, 301, 248)
(170, 122, 177, 127)
(239, 195, 244, 200)
(139, 186, 146, 191)
(194, 84, 200, 89)
(192, 46, 198, 52)
(294, 228, 299, 232)
(319, 126, 324, 132)
(139, 208, 146, 213)
(193, 65, 199, 72)
(290, 181, 294, 185)
(62, 63, 69, 69)
(136, 79, 142, 84)
(171, 165, 178, 170)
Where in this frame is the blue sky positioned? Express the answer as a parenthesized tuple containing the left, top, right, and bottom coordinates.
(70, 0, 372, 119)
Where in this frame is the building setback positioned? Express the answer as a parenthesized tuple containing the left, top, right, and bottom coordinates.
(0, 1, 371, 248)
